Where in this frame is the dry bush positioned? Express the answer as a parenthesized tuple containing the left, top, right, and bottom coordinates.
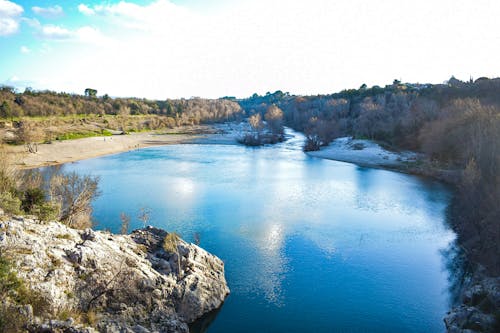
(248, 113, 263, 132)
(0, 146, 20, 194)
(49, 172, 100, 229)
(17, 121, 45, 153)
(119, 212, 130, 235)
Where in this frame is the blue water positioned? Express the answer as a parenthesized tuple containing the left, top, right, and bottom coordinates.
(56, 130, 455, 333)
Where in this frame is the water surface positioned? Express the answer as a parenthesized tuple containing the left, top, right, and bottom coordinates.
(58, 130, 455, 333)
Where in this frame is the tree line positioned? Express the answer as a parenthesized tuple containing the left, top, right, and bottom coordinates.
(0, 87, 243, 124)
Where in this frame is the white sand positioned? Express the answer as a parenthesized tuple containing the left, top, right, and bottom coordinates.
(9, 124, 419, 171)
(307, 137, 419, 168)
(10, 122, 253, 169)
(10, 132, 204, 169)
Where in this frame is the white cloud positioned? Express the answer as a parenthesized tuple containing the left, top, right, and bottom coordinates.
(78, 4, 94, 16)
(0, 0, 21, 16)
(20, 45, 30, 53)
(0, 0, 23, 36)
(23, 17, 107, 44)
(32, 5, 63, 18)
(78, 0, 193, 31)
(75, 26, 108, 44)
(37, 23, 108, 44)
(13, 0, 500, 98)
(40, 24, 73, 40)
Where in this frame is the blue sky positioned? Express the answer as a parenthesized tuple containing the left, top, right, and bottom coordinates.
(1, 0, 499, 98)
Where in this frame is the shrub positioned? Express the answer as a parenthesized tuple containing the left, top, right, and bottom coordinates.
(0, 191, 21, 214)
(0, 253, 49, 311)
(21, 188, 45, 213)
(32, 202, 60, 222)
(0, 147, 19, 194)
(49, 172, 100, 229)
(303, 136, 321, 152)
(0, 255, 34, 332)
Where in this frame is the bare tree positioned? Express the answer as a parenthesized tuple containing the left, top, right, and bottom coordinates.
(138, 207, 151, 228)
(248, 113, 263, 136)
(264, 105, 284, 135)
(49, 172, 100, 229)
(17, 122, 44, 153)
(119, 212, 130, 235)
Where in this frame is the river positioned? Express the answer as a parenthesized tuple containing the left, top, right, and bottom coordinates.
(55, 129, 457, 332)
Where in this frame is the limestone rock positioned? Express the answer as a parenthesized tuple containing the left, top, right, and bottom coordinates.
(0, 217, 229, 332)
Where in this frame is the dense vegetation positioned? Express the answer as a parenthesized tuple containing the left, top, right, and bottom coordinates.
(0, 87, 243, 146)
(0, 87, 242, 121)
(239, 77, 500, 275)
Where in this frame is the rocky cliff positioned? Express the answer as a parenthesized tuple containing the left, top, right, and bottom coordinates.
(0, 215, 229, 332)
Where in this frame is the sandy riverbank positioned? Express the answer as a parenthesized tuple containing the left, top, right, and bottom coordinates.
(7, 124, 241, 169)
(9, 125, 421, 171)
(306, 137, 420, 168)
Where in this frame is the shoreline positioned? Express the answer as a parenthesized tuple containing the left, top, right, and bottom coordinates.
(11, 126, 458, 184)
(306, 136, 461, 184)
(9, 126, 459, 186)
(7, 125, 239, 169)
(306, 137, 419, 168)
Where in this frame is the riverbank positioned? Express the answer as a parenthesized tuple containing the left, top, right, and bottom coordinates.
(6, 124, 241, 169)
(306, 136, 462, 184)
(9, 126, 432, 172)
(306, 136, 419, 168)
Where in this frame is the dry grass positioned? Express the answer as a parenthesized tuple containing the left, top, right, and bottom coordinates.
(55, 233, 73, 240)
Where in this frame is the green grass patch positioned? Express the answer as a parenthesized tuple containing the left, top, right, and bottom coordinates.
(55, 130, 113, 141)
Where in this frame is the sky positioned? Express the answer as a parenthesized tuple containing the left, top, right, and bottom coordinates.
(0, 0, 499, 99)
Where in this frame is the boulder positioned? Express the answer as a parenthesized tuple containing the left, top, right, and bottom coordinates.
(0, 217, 229, 332)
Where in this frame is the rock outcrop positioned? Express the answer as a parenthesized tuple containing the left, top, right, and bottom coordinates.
(444, 272, 500, 333)
(0, 216, 229, 332)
